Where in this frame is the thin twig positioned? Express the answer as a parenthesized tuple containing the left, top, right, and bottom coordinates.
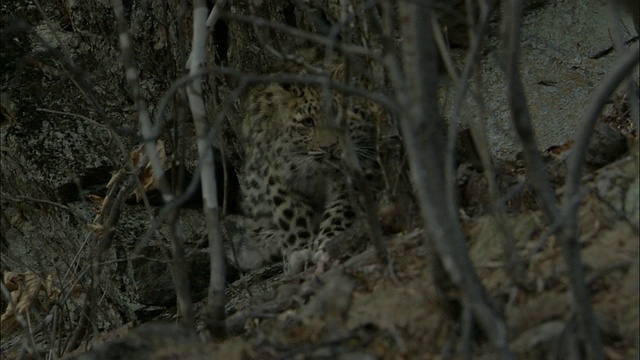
(149, 66, 399, 143)
(457, 0, 524, 285)
(222, 12, 382, 60)
(503, 0, 559, 222)
(0, 193, 90, 223)
(331, 7, 389, 267)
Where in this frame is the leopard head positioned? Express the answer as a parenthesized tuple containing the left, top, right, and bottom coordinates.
(277, 86, 378, 178)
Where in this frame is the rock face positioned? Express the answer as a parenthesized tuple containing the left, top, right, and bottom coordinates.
(0, 0, 638, 358)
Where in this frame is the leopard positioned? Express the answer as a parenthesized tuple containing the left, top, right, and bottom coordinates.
(226, 60, 387, 273)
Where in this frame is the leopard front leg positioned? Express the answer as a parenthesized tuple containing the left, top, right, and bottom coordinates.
(313, 196, 357, 251)
(283, 189, 357, 273)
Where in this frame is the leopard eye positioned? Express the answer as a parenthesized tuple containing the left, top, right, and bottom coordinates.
(300, 117, 315, 127)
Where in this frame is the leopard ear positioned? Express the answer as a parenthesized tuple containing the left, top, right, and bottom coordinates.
(258, 83, 290, 103)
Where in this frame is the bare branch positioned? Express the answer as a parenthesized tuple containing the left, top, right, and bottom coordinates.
(608, 0, 640, 140)
(564, 46, 639, 219)
(391, 1, 513, 357)
(502, 0, 559, 221)
(187, 0, 226, 339)
(504, 1, 602, 358)
(112, 0, 195, 330)
(111, 0, 173, 204)
(206, 0, 227, 28)
(441, 0, 494, 191)
(560, 43, 638, 360)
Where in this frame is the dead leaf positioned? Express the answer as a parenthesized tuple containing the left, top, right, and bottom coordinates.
(0, 271, 44, 335)
(131, 140, 166, 202)
(85, 194, 105, 207)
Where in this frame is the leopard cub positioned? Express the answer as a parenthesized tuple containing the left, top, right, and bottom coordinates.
(226, 61, 385, 273)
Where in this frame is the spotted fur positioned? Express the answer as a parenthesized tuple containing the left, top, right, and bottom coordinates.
(229, 69, 383, 272)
